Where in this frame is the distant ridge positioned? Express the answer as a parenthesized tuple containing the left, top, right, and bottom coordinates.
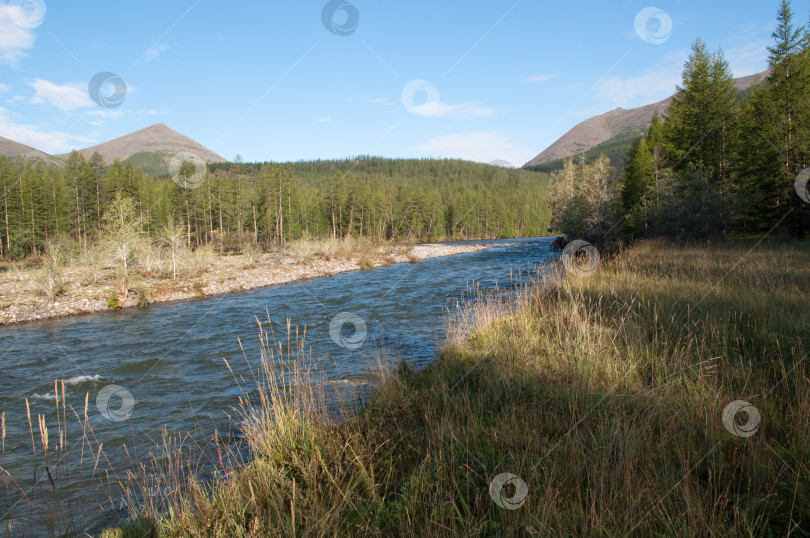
(526, 70, 769, 167)
(0, 124, 227, 173)
(56, 123, 227, 165)
(0, 136, 63, 165)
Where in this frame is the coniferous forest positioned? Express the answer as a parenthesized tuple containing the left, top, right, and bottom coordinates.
(3, 2, 809, 263)
(0, 154, 551, 260)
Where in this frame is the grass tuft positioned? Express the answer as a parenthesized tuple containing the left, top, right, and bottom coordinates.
(357, 257, 375, 271)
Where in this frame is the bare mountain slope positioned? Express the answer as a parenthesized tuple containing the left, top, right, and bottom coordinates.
(526, 71, 768, 167)
(56, 123, 226, 164)
(0, 136, 62, 165)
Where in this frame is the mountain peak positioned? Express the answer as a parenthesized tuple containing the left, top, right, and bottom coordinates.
(144, 122, 173, 132)
(56, 124, 227, 165)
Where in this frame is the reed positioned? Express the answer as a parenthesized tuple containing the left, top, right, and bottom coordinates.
(1, 376, 126, 536)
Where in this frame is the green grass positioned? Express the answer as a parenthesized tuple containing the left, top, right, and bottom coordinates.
(106, 238, 809, 536)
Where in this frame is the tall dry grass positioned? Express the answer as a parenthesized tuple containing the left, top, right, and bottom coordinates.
(1, 381, 128, 537)
(15, 238, 809, 536)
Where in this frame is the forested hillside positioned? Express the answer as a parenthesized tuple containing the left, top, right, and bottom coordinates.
(526, 73, 767, 176)
(547, 0, 810, 245)
(526, 130, 639, 175)
(0, 153, 551, 260)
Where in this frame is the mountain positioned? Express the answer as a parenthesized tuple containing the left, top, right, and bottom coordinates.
(0, 124, 227, 174)
(56, 123, 227, 165)
(489, 159, 514, 168)
(525, 70, 769, 168)
(0, 136, 63, 165)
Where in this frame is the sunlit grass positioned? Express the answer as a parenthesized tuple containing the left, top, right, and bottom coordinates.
(98, 237, 809, 536)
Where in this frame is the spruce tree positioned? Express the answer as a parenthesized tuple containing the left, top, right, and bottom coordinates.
(739, 0, 810, 235)
(665, 39, 737, 184)
(621, 135, 654, 236)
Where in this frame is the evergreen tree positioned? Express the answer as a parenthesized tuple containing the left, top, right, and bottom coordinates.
(766, 0, 809, 176)
(739, 0, 810, 235)
(666, 39, 737, 184)
(621, 135, 655, 236)
(663, 39, 737, 236)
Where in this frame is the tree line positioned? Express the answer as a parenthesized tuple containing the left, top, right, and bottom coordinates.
(0, 152, 552, 260)
(547, 0, 810, 245)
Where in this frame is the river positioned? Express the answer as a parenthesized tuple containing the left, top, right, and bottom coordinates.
(0, 236, 557, 535)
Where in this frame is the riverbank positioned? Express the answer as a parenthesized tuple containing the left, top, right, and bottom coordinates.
(0, 240, 491, 326)
(106, 238, 809, 536)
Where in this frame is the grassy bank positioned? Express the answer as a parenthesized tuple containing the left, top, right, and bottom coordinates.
(108, 238, 809, 536)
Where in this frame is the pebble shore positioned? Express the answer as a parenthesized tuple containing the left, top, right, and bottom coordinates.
(0, 243, 491, 326)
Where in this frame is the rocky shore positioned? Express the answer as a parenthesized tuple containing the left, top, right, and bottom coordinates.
(0, 242, 491, 326)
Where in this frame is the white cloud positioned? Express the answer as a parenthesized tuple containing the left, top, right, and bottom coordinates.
(87, 109, 125, 120)
(0, 2, 37, 66)
(28, 79, 95, 111)
(415, 131, 535, 166)
(593, 52, 687, 109)
(526, 73, 558, 83)
(0, 107, 94, 153)
(0, 83, 9, 93)
(725, 39, 770, 77)
(594, 39, 770, 111)
(141, 42, 170, 64)
(317, 117, 331, 123)
(85, 108, 125, 126)
(421, 101, 497, 118)
(136, 108, 169, 116)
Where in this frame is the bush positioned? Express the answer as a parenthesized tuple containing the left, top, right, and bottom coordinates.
(137, 243, 164, 276)
(81, 243, 107, 284)
(132, 286, 151, 308)
(106, 293, 120, 309)
(35, 259, 65, 300)
(183, 244, 215, 277)
(241, 241, 263, 268)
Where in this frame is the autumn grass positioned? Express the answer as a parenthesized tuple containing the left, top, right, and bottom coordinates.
(1, 382, 127, 537)
(105, 238, 808, 536)
(286, 235, 400, 263)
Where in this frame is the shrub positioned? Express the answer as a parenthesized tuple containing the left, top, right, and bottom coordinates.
(358, 257, 375, 270)
(106, 293, 120, 309)
(183, 244, 215, 277)
(35, 259, 65, 300)
(80, 243, 107, 284)
(132, 286, 151, 307)
(241, 241, 262, 268)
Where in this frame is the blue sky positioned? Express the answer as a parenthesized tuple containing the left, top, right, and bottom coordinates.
(0, 1, 799, 166)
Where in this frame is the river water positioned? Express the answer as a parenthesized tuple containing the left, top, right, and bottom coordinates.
(0, 236, 557, 535)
